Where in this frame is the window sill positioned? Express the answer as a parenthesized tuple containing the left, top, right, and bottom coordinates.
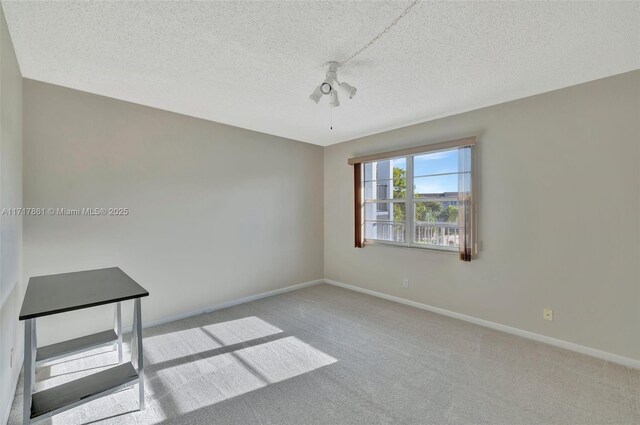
(363, 239, 458, 254)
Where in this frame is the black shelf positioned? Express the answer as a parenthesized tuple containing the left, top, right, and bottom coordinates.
(31, 362, 139, 420)
(36, 330, 118, 364)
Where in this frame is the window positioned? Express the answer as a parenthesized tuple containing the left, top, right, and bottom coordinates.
(376, 185, 389, 212)
(363, 157, 406, 242)
(350, 137, 476, 261)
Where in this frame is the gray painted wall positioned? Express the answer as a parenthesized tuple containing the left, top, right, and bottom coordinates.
(0, 4, 23, 424)
(324, 70, 640, 361)
(23, 80, 324, 346)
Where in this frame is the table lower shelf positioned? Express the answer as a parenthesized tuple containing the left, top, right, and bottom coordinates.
(30, 362, 139, 421)
(36, 330, 118, 365)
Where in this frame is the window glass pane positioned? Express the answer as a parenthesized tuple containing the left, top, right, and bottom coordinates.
(364, 202, 406, 242)
(364, 202, 405, 222)
(364, 162, 373, 181)
(413, 174, 458, 198)
(414, 201, 459, 247)
(364, 180, 406, 201)
(365, 221, 406, 242)
(364, 158, 406, 181)
(364, 221, 406, 242)
(414, 201, 458, 223)
(413, 149, 458, 177)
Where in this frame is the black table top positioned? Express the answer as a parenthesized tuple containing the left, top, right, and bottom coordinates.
(19, 267, 149, 320)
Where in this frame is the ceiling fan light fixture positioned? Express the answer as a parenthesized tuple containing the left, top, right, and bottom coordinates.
(320, 80, 333, 95)
(309, 1, 419, 109)
(329, 90, 340, 107)
(310, 61, 354, 108)
(309, 85, 323, 103)
(338, 82, 357, 99)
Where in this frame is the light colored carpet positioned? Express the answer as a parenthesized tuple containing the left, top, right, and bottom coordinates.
(7, 283, 640, 425)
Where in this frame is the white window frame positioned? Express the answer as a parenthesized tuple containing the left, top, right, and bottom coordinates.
(362, 148, 463, 253)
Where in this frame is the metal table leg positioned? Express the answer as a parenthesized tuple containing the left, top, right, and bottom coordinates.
(133, 299, 144, 410)
(114, 302, 123, 363)
(23, 319, 33, 425)
(31, 320, 37, 392)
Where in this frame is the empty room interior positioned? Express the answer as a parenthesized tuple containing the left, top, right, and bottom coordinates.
(0, 1, 639, 424)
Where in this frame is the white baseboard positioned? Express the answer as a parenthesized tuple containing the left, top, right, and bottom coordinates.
(143, 279, 324, 329)
(204, 279, 324, 313)
(324, 279, 640, 369)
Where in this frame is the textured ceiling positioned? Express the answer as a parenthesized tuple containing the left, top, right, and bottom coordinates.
(3, 1, 639, 146)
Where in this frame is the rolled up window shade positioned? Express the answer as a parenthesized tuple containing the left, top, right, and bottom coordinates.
(458, 146, 474, 261)
(354, 162, 364, 248)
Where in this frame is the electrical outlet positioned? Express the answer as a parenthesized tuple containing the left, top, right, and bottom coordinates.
(402, 278, 409, 289)
(543, 308, 553, 321)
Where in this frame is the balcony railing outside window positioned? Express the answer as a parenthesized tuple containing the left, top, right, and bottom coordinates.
(414, 221, 459, 247)
(370, 221, 459, 248)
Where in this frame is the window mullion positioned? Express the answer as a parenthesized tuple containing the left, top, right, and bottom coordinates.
(406, 155, 413, 246)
